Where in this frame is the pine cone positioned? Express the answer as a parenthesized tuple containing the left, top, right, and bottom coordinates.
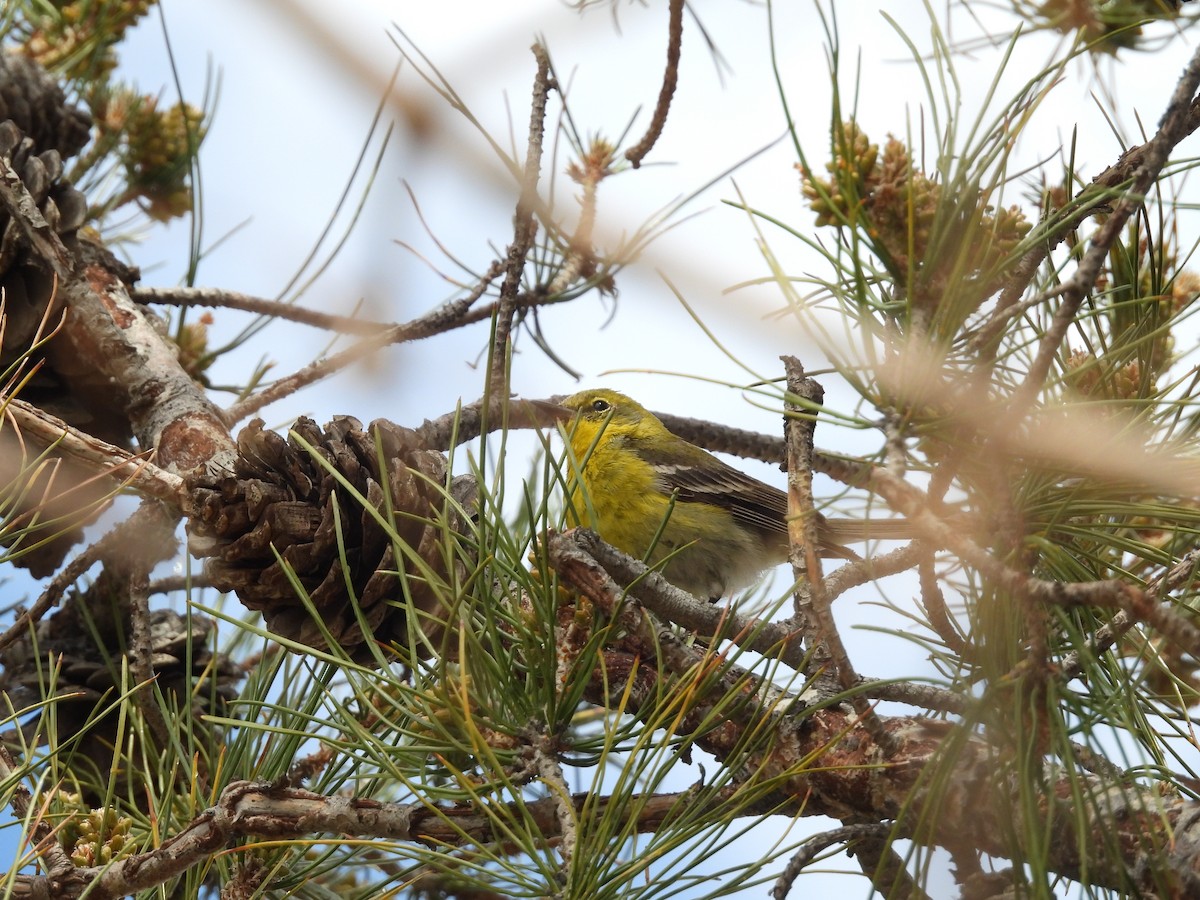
(0, 119, 89, 367)
(0, 51, 91, 160)
(186, 416, 477, 665)
(0, 571, 242, 806)
(0, 113, 124, 575)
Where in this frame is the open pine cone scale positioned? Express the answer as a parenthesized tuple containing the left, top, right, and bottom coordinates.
(186, 416, 476, 665)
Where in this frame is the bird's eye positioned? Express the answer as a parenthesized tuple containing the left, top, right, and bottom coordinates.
(591, 399, 610, 413)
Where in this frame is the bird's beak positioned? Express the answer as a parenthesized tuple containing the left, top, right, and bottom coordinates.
(507, 397, 575, 429)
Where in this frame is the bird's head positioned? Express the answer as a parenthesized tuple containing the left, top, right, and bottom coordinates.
(532, 389, 669, 456)
(558, 389, 651, 428)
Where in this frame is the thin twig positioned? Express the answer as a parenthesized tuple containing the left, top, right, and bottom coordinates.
(1061, 547, 1200, 679)
(862, 464, 1200, 662)
(531, 739, 577, 873)
(4, 398, 184, 504)
(625, 0, 684, 168)
(821, 541, 924, 602)
(918, 547, 968, 658)
(855, 678, 966, 715)
(772, 824, 895, 900)
(133, 286, 393, 335)
(137, 261, 508, 353)
(146, 573, 215, 595)
(126, 564, 175, 763)
(489, 44, 555, 398)
(219, 269, 541, 426)
(550, 527, 807, 666)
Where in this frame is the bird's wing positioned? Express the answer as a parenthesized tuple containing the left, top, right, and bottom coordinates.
(647, 441, 790, 539)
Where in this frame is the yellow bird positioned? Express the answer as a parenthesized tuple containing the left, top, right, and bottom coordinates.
(550, 388, 910, 600)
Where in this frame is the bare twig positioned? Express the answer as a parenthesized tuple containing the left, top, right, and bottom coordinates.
(625, 0, 684, 168)
(146, 573, 215, 595)
(126, 561, 175, 762)
(412, 393, 567, 451)
(137, 259, 507, 339)
(548, 527, 816, 671)
(918, 547, 968, 658)
(545, 528, 711, 680)
(133, 286, 393, 335)
(531, 740, 577, 872)
(772, 824, 898, 900)
(653, 411, 794, 463)
(855, 679, 966, 715)
(782, 358, 889, 746)
(220, 264, 585, 426)
(821, 541, 924, 602)
(489, 44, 555, 398)
(4, 398, 184, 504)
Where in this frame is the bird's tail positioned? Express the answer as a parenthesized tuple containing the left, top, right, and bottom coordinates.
(820, 517, 916, 546)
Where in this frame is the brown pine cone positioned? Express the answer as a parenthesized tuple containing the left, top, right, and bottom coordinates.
(186, 416, 477, 665)
(0, 111, 96, 578)
(0, 51, 91, 160)
(0, 572, 242, 807)
(0, 113, 128, 576)
(0, 119, 89, 370)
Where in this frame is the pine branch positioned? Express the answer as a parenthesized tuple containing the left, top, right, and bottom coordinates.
(547, 527, 1200, 892)
(7, 781, 744, 900)
(0, 157, 237, 477)
(4, 398, 183, 504)
(1008, 44, 1200, 414)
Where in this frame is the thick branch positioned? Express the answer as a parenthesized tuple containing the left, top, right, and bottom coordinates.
(0, 157, 236, 478)
(9, 781, 737, 900)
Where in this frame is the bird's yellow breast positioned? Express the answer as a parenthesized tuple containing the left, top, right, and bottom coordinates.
(566, 431, 764, 599)
(567, 433, 658, 542)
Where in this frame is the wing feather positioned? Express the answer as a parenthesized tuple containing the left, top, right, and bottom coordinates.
(647, 442, 789, 538)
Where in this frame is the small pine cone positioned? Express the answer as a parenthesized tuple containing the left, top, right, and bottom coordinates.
(186, 417, 477, 665)
(0, 116, 91, 402)
(0, 51, 91, 160)
(0, 119, 89, 363)
(0, 572, 242, 806)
